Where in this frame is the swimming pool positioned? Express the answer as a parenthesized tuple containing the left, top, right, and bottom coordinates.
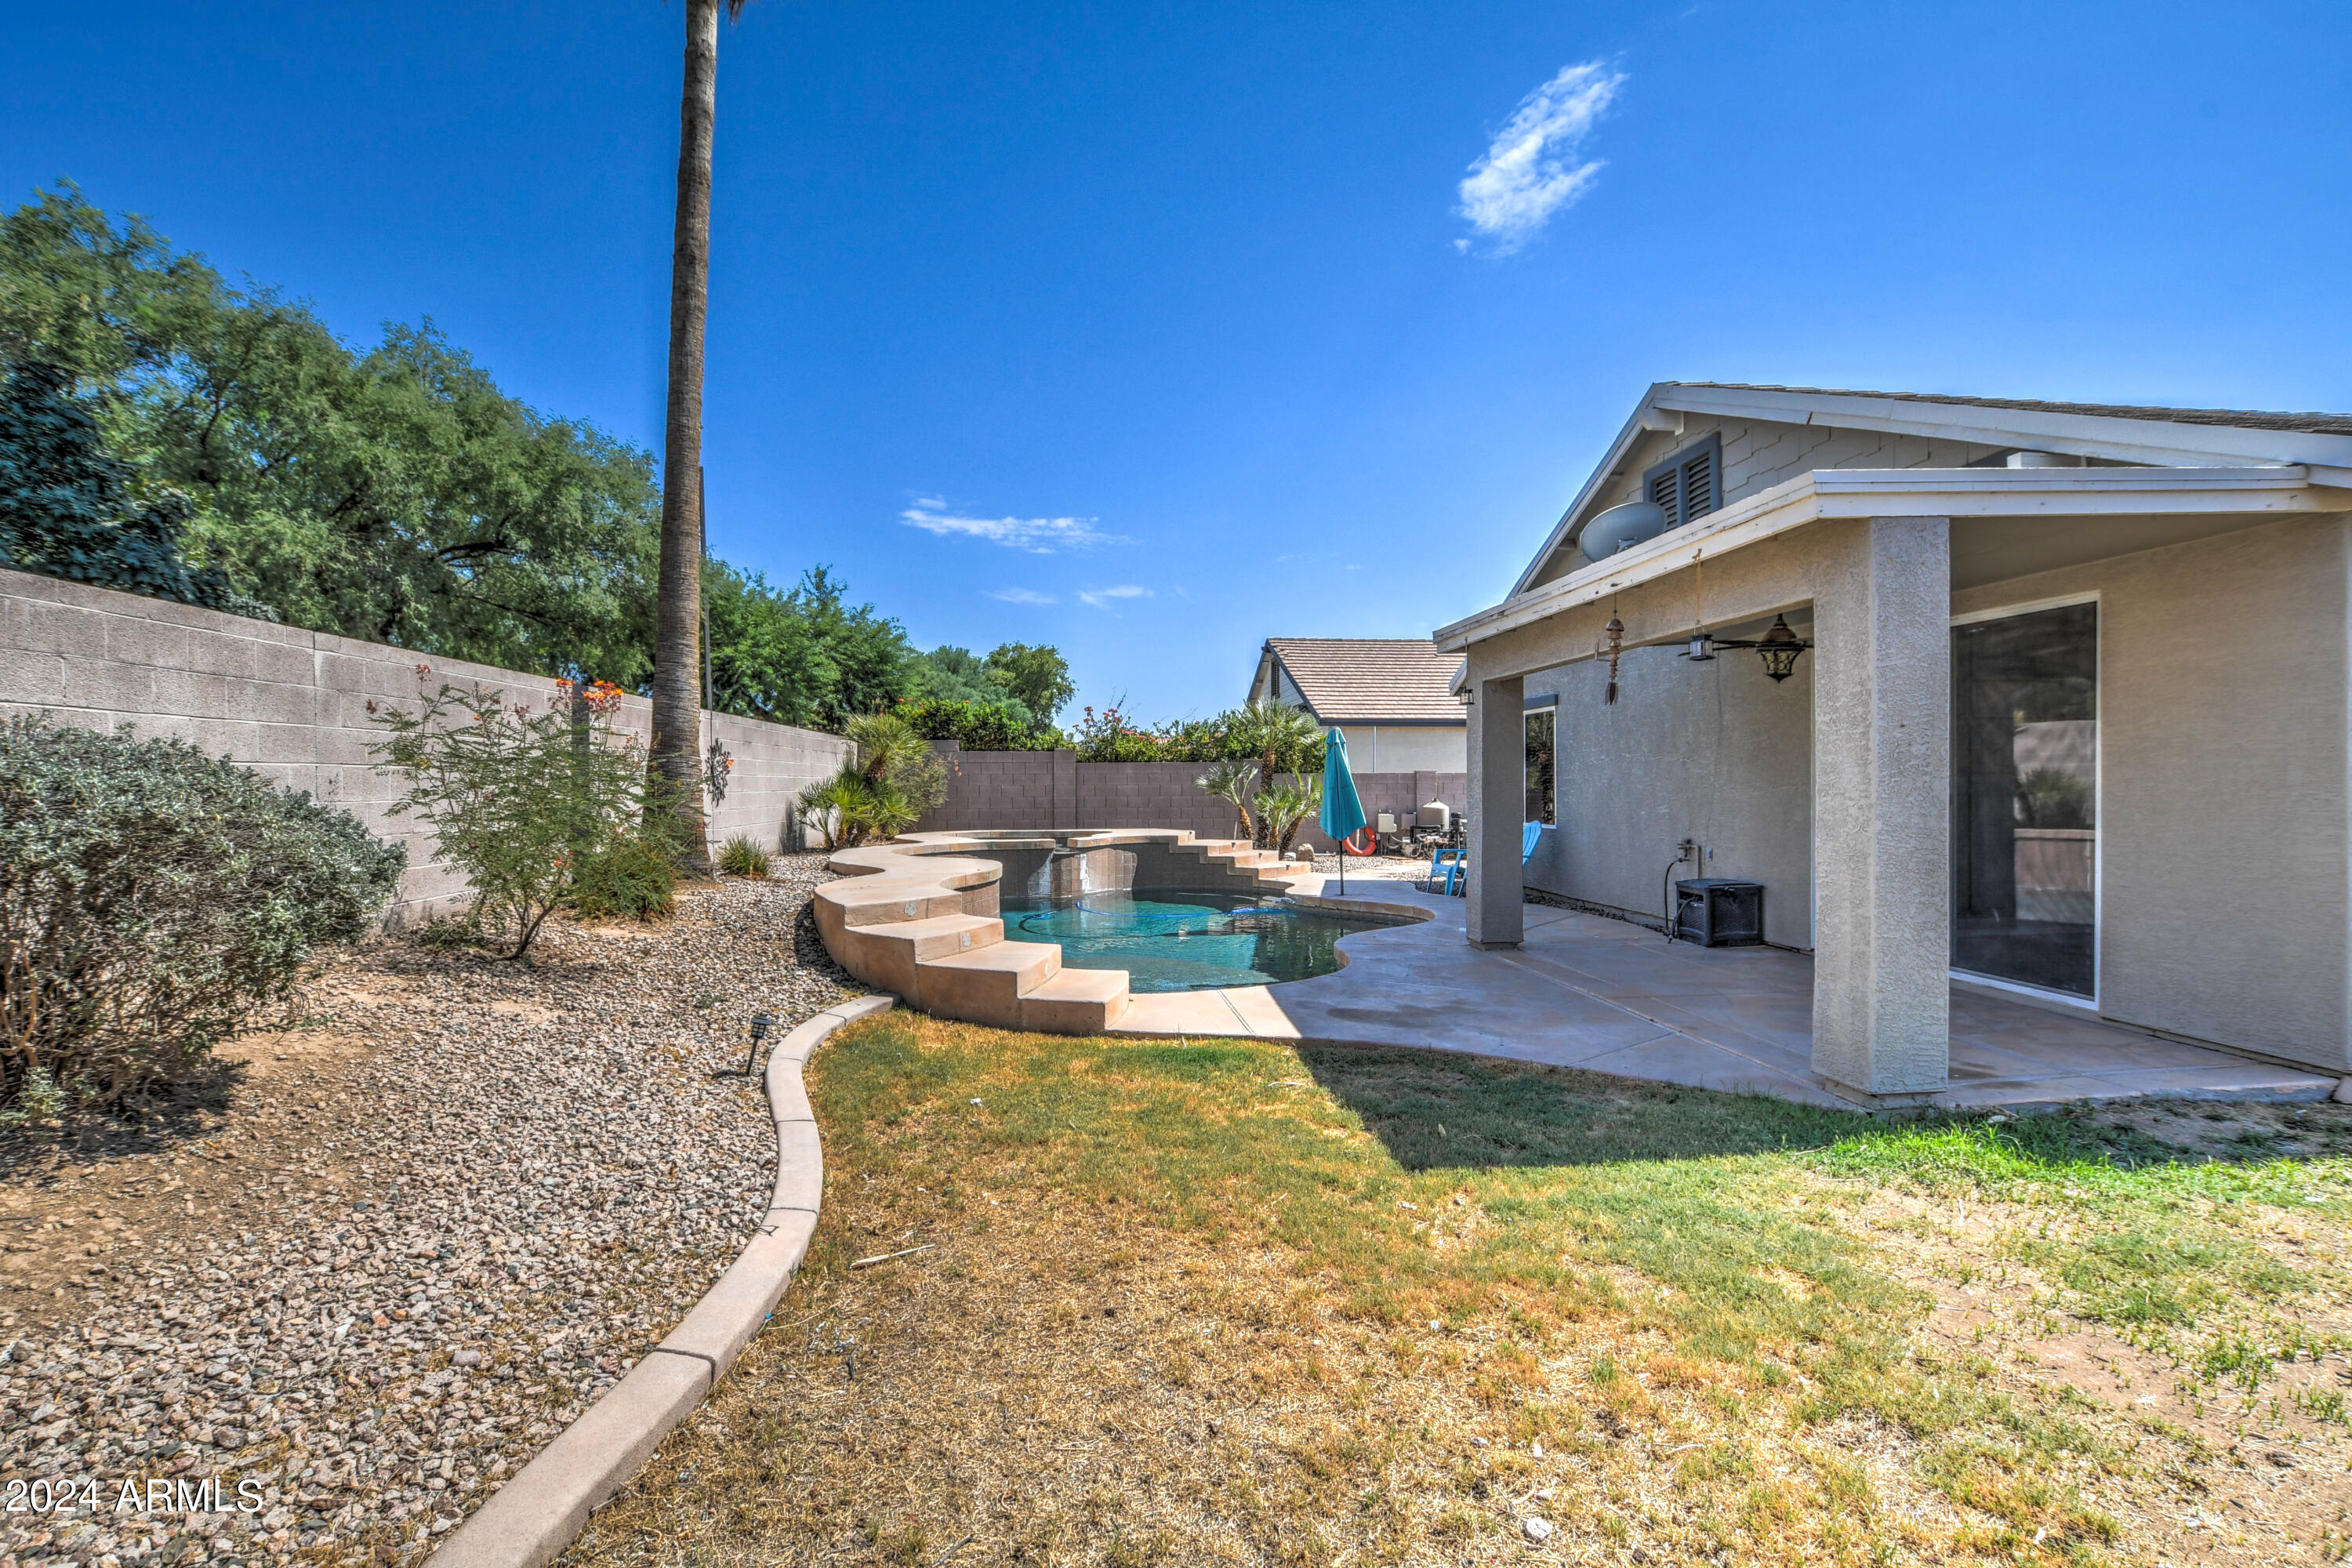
(1000, 889, 1404, 993)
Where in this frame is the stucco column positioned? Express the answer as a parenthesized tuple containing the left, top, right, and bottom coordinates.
(1811, 517, 1952, 1098)
(1466, 673, 1525, 949)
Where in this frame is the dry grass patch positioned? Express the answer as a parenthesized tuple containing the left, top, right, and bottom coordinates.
(567, 1017, 2352, 1568)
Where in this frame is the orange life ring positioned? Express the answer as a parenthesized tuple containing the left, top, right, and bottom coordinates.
(1338, 827, 1377, 856)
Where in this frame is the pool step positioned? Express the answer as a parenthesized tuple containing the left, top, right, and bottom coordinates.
(1171, 839, 1300, 885)
(826, 912, 1003, 998)
(917, 940, 1062, 1029)
(1019, 967, 1131, 1033)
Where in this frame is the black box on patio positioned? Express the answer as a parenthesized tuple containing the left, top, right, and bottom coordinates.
(1673, 879, 1764, 947)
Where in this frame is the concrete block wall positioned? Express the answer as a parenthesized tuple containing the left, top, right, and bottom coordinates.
(913, 740, 1465, 852)
(0, 568, 852, 921)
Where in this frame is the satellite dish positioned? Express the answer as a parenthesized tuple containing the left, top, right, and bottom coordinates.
(1577, 499, 1669, 560)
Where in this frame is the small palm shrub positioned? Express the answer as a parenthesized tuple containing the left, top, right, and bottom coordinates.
(1254, 777, 1323, 854)
(717, 834, 772, 878)
(371, 677, 688, 956)
(0, 714, 405, 1113)
(799, 713, 948, 848)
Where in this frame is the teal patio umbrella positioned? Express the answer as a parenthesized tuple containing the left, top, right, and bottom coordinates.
(1319, 727, 1367, 894)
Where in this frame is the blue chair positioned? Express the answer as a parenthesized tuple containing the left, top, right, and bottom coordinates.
(1429, 822, 1547, 896)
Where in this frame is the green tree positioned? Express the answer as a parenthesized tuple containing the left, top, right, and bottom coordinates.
(0, 360, 249, 610)
(983, 641, 1075, 721)
(0, 187, 662, 684)
(704, 562, 913, 728)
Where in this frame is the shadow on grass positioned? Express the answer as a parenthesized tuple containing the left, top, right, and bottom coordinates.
(1296, 1044, 2314, 1180)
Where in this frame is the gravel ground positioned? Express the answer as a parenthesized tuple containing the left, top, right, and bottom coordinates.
(0, 858, 850, 1568)
(1306, 851, 1441, 883)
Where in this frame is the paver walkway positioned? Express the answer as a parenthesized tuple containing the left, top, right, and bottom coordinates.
(1112, 881, 2339, 1110)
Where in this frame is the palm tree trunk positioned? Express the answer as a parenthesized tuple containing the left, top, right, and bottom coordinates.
(651, 0, 721, 868)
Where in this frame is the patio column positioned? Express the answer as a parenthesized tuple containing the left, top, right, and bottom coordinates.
(1466, 672, 1524, 949)
(1811, 517, 1952, 1098)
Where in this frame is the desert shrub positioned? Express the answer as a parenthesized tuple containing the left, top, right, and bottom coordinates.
(1069, 703, 1180, 761)
(371, 676, 686, 956)
(0, 714, 405, 1112)
(798, 713, 948, 848)
(568, 834, 682, 921)
(717, 833, 772, 879)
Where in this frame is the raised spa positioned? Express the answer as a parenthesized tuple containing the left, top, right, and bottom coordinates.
(1001, 888, 1402, 992)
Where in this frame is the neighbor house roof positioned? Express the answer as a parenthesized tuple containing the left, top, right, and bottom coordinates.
(1258, 638, 1465, 724)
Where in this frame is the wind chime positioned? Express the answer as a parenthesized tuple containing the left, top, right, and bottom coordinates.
(1596, 595, 1625, 704)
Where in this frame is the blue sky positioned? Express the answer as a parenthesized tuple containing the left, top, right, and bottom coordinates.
(6, 1, 2350, 720)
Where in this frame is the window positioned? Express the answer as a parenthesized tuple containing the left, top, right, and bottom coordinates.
(1643, 434, 1721, 528)
(1524, 707, 1555, 826)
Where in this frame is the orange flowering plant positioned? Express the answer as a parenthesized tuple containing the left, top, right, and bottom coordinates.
(368, 677, 688, 957)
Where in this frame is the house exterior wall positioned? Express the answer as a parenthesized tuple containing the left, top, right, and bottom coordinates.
(1523, 643, 1813, 947)
(1337, 722, 1465, 773)
(1530, 418, 2012, 589)
(1950, 512, 2352, 1072)
(1476, 507, 2352, 1075)
(0, 567, 855, 923)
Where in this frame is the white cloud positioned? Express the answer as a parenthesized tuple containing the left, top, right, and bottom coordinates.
(1456, 60, 1626, 255)
(1077, 585, 1152, 609)
(988, 586, 1057, 604)
(900, 501, 1118, 553)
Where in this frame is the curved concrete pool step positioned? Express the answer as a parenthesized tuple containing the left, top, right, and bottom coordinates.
(813, 829, 1315, 1033)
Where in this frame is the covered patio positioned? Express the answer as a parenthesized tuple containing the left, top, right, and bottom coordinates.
(1110, 882, 2339, 1111)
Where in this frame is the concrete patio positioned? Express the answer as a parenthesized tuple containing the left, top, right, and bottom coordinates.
(1110, 880, 2341, 1112)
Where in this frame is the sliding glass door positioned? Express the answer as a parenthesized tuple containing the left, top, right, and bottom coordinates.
(1951, 602, 2098, 998)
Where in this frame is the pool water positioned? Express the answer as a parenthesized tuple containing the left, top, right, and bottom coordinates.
(1001, 889, 1400, 993)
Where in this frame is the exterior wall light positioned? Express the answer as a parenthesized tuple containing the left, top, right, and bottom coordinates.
(1680, 614, 1812, 682)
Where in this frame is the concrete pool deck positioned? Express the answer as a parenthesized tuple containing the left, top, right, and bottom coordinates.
(1110, 878, 2342, 1112)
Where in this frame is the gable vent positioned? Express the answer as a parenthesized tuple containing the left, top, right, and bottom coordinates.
(1642, 434, 1722, 530)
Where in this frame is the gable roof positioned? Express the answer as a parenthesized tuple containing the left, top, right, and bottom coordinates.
(1510, 381, 2352, 597)
(1686, 382, 2352, 437)
(1260, 638, 1465, 724)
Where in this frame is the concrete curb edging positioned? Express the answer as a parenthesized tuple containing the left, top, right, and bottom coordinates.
(429, 994, 895, 1568)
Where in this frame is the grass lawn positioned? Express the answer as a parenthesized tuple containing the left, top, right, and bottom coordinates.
(568, 1014, 2352, 1567)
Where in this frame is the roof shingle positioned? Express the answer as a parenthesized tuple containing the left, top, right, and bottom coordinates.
(1262, 638, 1465, 724)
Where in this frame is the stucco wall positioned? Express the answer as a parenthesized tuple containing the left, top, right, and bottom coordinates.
(1523, 642, 1814, 946)
(1951, 513, 2352, 1070)
(0, 567, 854, 922)
(1337, 723, 1466, 773)
(1477, 508, 2352, 1073)
(1530, 418, 2013, 590)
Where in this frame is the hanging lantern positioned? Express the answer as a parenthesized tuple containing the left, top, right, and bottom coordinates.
(1749, 615, 1810, 681)
(1686, 613, 1813, 681)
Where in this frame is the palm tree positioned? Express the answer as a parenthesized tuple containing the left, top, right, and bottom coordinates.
(650, 0, 754, 868)
(1225, 701, 1323, 848)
